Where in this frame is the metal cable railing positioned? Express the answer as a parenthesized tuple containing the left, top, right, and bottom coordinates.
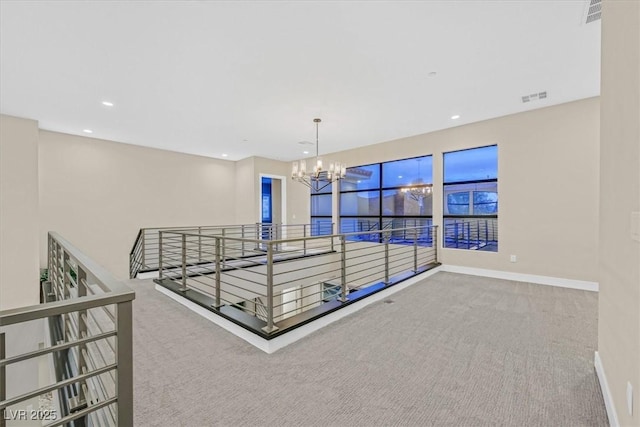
(156, 224, 438, 335)
(443, 217, 498, 250)
(129, 223, 335, 278)
(1, 232, 135, 427)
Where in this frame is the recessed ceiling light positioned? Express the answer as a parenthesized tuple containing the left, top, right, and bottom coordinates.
(303, 150, 309, 154)
(357, 180, 362, 184)
(398, 175, 403, 178)
(83, 129, 93, 134)
(451, 115, 460, 120)
(102, 101, 114, 107)
(222, 153, 228, 157)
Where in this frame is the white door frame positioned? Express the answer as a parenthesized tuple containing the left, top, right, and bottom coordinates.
(258, 173, 287, 227)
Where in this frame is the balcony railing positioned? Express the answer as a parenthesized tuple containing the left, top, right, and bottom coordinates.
(1, 232, 135, 427)
(443, 216, 498, 250)
(129, 223, 335, 278)
(155, 224, 438, 336)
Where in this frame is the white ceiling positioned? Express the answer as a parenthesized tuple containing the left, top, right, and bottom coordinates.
(0, 1, 600, 162)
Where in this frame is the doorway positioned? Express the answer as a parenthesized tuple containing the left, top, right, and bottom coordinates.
(259, 174, 286, 240)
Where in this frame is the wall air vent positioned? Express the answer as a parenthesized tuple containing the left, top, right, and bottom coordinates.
(584, 0, 602, 24)
(522, 91, 547, 104)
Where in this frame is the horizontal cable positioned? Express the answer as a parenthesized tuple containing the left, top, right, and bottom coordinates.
(0, 363, 117, 410)
(0, 330, 116, 367)
(44, 397, 116, 427)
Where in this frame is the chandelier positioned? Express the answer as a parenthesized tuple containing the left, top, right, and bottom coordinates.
(400, 158, 432, 214)
(291, 118, 346, 192)
(400, 183, 433, 200)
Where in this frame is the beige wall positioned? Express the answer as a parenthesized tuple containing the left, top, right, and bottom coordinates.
(0, 115, 40, 310)
(234, 157, 256, 224)
(598, 1, 640, 425)
(319, 98, 600, 282)
(38, 130, 237, 280)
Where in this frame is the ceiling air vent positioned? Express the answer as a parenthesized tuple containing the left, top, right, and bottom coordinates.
(522, 91, 547, 104)
(584, 0, 602, 24)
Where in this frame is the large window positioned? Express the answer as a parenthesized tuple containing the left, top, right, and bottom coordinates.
(443, 145, 498, 251)
(310, 184, 333, 236)
(339, 156, 433, 242)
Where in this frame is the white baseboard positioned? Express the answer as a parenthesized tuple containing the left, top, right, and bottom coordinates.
(155, 266, 442, 353)
(136, 271, 158, 280)
(440, 265, 599, 292)
(595, 351, 620, 427)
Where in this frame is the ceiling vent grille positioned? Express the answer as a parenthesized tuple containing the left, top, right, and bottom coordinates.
(522, 91, 547, 103)
(585, 0, 602, 24)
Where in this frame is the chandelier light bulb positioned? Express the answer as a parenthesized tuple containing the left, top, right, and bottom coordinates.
(291, 118, 346, 192)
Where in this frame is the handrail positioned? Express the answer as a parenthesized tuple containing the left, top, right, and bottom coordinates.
(162, 224, 432, 245)
(129, 228, 143, 257)
(0, 292, 132, 327)
(1, 232, 134, 426)
(129, 223, 335, 278)
(156, 223, 438, 337)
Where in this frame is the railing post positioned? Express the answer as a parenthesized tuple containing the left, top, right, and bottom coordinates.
(51, 241, 58, 299)
(141, 230, 146, 269)
(63, 251, 71, 299)
(48, 234, 54, 298)
(331, 222, 335, 251)
(303, 224, 307, 255)
(179, 234, 188, 292)
(62, 249, 71, 340)
(340, 235, 348, 302)
(214, 237, 221, 308)
(158, 231, 164, 280)
(434, 226, 439, 263)
(413, 228, 418, 272)
(261, 242, 278, 334)
(116, 300, 134, 426)
(1, 332, 5, 427)
(485, 219, 489, 244)
(241, 225, 246, 257)
(77, 266, 88, 404)
(384, 233, 390, 285)
(222, 228, 226, 262)
(198, 226, 202, 263)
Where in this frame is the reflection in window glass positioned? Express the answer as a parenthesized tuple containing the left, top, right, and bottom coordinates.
(311, 181, 332, 236)
(443, 145, 498, 252)
(340, 217, 380, 233)
(311, 217, 333, 236)
(382, 189, 433, 216)
(444, 145, 497, 183)
(382, 156, 432, 188)
(340, 164, 381, 191)
(339, 156, 433, 245)
(340, 191, 380, 216)
(473, 191, 498, 214)
(447, 192, 470, 215)
(311, 194, 332, 216)
(311, 181, 332, 194)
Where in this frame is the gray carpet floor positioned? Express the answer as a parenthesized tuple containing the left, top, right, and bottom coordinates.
(129, 271, 608, 427)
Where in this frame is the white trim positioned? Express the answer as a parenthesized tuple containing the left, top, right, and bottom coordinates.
(595, 351, 620, 427)
(440, 264, 599, 292)
(258, 173, 287, 227)
(136, 271, 158, 280)
(156, 266, 443, 353)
